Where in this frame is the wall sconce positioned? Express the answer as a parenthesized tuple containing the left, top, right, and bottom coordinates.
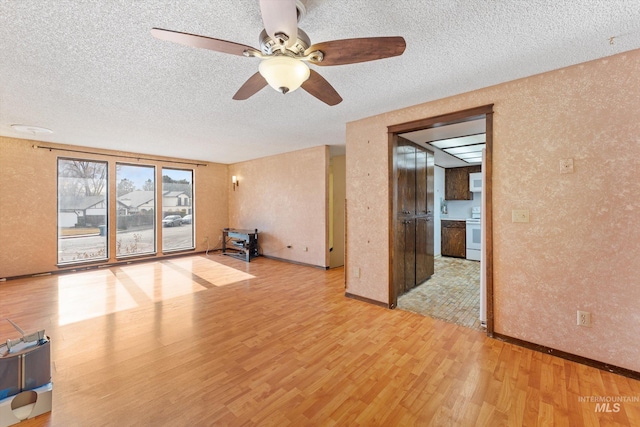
(232, 175, 239, 191)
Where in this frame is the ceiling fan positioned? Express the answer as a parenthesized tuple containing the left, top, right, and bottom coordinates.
(151, 0, 406, 106)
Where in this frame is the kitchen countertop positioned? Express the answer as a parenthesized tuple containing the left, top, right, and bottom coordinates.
(440, 216, 467, 221)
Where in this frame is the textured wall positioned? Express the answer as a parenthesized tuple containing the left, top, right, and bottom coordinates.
(0, 136, 228, 278)
(345, 123, 393, 302)
(228, 146, 329, 267)
(346, 49, 640, 372)
(0, 137, 56, 276)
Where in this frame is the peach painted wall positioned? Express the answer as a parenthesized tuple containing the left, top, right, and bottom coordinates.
(0, 136, 228, 278)
(346, 49, 640, 372)
(228, 146, 329, 268)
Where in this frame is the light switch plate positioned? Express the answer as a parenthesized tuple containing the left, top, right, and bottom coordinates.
(354, 267, 361, 278)
(512, 209, 529, 223)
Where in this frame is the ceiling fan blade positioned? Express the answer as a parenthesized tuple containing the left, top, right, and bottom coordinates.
(151, 28, 257, 56)
(301, 70, 342, 106)
(233, 72, 268, 100)
(305, 37, 406, 66)
(259, 0, 298, 48)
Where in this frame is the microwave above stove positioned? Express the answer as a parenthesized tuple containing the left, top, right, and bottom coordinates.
(469, 172, 482, 192)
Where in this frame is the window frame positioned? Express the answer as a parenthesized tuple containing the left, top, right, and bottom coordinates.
(161, 167, 195, 253)
(115, 162, 157, 259)
(56, 157, 109, 265)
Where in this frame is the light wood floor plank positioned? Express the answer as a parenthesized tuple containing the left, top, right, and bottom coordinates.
(1, 254, 639, 426)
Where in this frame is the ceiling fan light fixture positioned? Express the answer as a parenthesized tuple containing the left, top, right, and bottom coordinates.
(258, 56, 310, 94)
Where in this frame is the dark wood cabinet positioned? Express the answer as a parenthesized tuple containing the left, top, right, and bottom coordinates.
(415, 216, 434, 282)
(399, 218, 416, 288)
(415, 149, 434, 283)
(398, 144, 416, 215)
(394, 138, 434, 296)
(415, 149, 427, 215)
(441, 220, 466, 258)
(445, 165, 481, 200)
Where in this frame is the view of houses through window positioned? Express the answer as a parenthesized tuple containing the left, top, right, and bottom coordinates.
(57, 158, 108, 264)
(57, 159, 195, 265)
(116, 164, 156, 256)
(161, 168, 194, 251)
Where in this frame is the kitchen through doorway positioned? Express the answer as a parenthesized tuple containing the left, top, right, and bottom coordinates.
(397, 256, 482, 330)
(388, 106, 493, 334)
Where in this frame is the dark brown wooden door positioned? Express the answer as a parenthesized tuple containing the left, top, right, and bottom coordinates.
(426, 150, 435, 277)
(396, 138, 416, 294)
(441, 220, 466, 258)
(394, 218, 407, 294)
(415, 149, 427, 216)
(416, 150, 435, 282)
(398, 143, 416, 215)
(415, 217, 428, 284)
(395, 140, 435, 293)
(395, 139, 414, 295)
(403, 218, 416, 292)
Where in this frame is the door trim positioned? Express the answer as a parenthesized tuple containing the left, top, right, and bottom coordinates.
(387, 104, 495, 336)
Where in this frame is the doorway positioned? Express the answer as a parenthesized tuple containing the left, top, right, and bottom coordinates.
(388, 105, 494, 335)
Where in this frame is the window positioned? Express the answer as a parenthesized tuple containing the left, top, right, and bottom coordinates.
(162, 168, 194, 251)
(116, 164, 156, 257)
(57, 159, 108, 264)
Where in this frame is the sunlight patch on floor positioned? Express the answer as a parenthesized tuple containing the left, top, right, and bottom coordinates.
(57, 269, 138, 326)
(56, 257, 256, 326)
(171, 256, 256, 286)
(118, 262, 207, 301)
(57, 262, 208, 326)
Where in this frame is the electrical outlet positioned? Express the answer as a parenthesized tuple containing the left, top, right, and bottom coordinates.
(303, 246, 308, 252)
(218, 235, 222, 241)
(560, 158, 574, 174)
(512, 209, 529, 223)
(577, 310, 591, 327)
(354, 267, 361, 278)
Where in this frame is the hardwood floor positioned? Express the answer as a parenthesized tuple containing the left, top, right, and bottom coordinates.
(1, 254, 639, 426)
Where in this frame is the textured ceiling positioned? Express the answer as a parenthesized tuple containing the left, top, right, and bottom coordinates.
(1, 1, 639, 164)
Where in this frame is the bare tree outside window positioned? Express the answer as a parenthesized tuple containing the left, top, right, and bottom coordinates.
(57, 159, 108, 264)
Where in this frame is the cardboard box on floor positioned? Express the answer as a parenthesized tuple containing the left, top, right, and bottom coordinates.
(0, 320, 52, 427)
(0, 384, 52, 427)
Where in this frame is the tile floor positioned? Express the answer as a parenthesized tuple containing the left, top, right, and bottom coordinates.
(397, 256, 484, 331)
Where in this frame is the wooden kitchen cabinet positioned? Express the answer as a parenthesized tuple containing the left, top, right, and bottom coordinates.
(445, 165, 481, 200)
(441, 220, 466, 258)
(394, 137, 435, 295)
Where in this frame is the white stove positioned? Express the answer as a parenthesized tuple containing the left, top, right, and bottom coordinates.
(466, 207, 481, 261)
